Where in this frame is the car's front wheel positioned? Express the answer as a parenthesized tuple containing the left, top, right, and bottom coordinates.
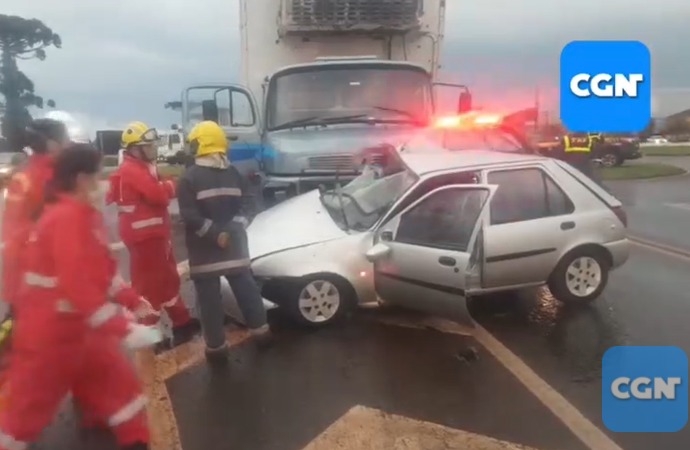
(600, 151, 622, 167)
(548, 248, 610, 305)
(284, 275, 354, 327)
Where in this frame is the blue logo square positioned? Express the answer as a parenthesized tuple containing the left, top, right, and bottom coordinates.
(602, 346, 688, 432)
(560, 40, 651, 133)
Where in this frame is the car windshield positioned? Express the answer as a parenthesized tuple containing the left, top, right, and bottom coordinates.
(408, 128, 528, 153)
(319, 163, 418, 232)
(266, 66, 433, 130)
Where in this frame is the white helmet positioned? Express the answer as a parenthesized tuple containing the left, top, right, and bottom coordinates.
(43, 110, 91, 143)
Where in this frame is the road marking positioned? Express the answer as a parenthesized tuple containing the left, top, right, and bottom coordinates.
(665, 202, 690, 212)
(379, 316, 622, 450)
(629, 235, 690, 261)
(303, 405, 539, 450)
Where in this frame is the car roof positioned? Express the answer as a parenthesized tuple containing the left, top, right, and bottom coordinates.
(399, 149, 548, 175)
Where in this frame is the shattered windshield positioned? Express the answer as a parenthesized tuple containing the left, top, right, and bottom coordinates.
(266, 66, 432, 131)
(320, 164, 418, 232)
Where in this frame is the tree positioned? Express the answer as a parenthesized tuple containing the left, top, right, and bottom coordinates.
(0, 14, 61, 150)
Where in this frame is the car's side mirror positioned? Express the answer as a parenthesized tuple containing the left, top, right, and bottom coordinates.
(380, 230, 393, 242)
(365, 243, 391, 263)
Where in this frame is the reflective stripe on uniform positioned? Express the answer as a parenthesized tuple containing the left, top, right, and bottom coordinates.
(24, 272, 57, 288)
(233, 216, 248, 228)
(131, 217, 164, 229)
(564, 135, 592, 153)
(108, 274, 129, 296)
(196, 219, 213, 237)
(196, 187, 241, 200)
(107, 394, 147, 427)
(118, 205, 135, 213)
(0, 430, 28, 450)
(87, 303, 119, 328)
(189, 258, 251, 275)
(162, 295, 179, 308)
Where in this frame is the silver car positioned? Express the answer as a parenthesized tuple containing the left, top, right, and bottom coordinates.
(227, 147, 629, 328)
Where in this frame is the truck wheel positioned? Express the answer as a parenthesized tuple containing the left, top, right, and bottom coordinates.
(548, 248, 610, 305)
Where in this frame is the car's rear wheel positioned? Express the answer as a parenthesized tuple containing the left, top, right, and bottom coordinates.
(548, 248, 610, 305)
(284, 275, 354, 327)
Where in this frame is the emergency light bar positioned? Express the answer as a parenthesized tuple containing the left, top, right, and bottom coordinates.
(433, 112, 503, 129)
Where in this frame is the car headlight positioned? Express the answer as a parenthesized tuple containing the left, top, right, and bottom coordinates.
(0, 167, 11, 175)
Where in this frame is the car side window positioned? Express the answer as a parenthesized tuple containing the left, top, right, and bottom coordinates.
(395, 188, 488, 252)
(487, 168, 574, 225)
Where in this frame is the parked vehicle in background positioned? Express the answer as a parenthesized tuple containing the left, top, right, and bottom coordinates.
(95, 129, 123, 156)
(595, 134, 642, 167)
(221, 144, 630, 327)
(0, 152, 27, 190)
(157, 127, 185, 163)
(647, 135, 669, 144)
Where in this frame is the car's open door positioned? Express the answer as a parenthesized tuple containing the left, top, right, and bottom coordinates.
(181, 83, 262, 169)
(365, 184, 496, 329)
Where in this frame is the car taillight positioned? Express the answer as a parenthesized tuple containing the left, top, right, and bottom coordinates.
(612, 205, 627, 227)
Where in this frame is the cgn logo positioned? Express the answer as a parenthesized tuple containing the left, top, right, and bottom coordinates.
(560, 40, 651, 133)
(602, 346, 688, 432)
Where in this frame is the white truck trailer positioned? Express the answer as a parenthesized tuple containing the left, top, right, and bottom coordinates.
(180, 0, 471, 200)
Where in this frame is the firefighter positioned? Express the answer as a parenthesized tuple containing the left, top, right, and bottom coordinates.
(177, 121, 271, 365)
(561, 131, 598, 178)
(0, 144, 162, 450)
(1, 119, 69, 307)
(106, 121, 198, 346)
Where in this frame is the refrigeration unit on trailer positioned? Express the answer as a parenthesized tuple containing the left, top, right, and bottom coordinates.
(180, 0, 473, 201)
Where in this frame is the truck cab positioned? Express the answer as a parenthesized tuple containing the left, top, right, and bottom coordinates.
(180, 0, 470, 201)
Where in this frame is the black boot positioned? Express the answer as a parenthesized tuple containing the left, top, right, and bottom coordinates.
(250, 326, 274, 350)
(205, 342, 229, 367)
(120, 442, 149, 450)
(172, 318, 201, 347)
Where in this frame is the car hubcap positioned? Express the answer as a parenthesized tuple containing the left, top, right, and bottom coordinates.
(602, 154, 617, 167)
(298, 280, 340, 323)
(565, 257, 602, 297)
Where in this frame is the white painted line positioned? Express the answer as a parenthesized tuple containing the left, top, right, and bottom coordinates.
(665, 202, 690, 212)
(629, 235, 690, 261)
(395, 318, 622, 450)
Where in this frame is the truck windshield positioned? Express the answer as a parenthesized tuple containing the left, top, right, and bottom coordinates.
(267, 67, 432, 131)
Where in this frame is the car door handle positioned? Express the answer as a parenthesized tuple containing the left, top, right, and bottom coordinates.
(560, 221, 575, 230)
(438, 256, 456, 267)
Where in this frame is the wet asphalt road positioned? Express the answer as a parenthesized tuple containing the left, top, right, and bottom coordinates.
(2, 169, 690, 449)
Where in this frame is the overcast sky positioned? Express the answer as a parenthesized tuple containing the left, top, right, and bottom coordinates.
(4, 0, 690, 133)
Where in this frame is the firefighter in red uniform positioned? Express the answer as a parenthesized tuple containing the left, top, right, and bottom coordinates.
(1, 119, 69, 307)
(0, 144, 162, 450)
(106, 121, 197, 345)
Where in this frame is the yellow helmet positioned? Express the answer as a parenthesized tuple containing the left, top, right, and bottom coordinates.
(121, 121, 159, 148)
(187, 121, 228, 157)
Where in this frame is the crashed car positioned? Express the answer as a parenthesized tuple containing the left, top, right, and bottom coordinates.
(222, 142, 630, 328)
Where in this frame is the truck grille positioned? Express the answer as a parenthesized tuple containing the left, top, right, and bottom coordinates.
(283, 0, 421, 33)
(308, 153, 386, 171)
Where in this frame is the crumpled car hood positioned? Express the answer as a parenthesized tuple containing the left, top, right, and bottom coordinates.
(247, 190, 346, 259)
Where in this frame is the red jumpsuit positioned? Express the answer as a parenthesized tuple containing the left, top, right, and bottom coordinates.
(0, 195, 149, 449)
(107, 155, 191, 327)
(1, 154, 54, 306)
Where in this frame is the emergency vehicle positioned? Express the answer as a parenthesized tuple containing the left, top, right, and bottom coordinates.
(178, 0, 472, 202)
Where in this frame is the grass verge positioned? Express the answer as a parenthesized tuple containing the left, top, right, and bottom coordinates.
(601, 163, 686, 180)
(641, 145, 690, 157)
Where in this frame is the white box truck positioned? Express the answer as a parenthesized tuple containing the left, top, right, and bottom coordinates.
(180, 0, 471, 200)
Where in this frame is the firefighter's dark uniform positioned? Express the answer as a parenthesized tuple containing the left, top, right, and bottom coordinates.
(562, 132, 599, 178)
(177, 121, 269, 362)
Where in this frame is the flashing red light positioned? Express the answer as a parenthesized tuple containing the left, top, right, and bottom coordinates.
(433, 112, 502, 129)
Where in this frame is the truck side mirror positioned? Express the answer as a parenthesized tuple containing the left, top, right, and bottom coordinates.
(458, 92, 472, 113)
(171, 124, 179, 130)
